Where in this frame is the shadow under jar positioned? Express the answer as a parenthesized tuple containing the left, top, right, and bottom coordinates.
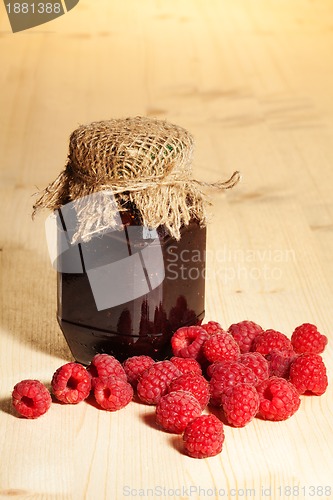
(57, 209, 206, 364)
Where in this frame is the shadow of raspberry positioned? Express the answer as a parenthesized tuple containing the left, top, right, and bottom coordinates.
(169, 435, 183, 454)
(140, 411, 161, 431)
(207, 405, 228, 425)
(0, 397, 15, 417)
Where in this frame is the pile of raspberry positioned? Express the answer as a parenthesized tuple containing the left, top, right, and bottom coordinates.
(12, 320, 328, 459)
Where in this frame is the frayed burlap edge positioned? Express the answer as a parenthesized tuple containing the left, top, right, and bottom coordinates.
(33, 117, 240, 242)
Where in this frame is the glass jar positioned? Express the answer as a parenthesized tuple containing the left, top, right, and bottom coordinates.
(56, 207, 206, 364)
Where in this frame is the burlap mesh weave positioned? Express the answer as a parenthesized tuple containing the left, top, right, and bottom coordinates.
(33, 116, 240, 242)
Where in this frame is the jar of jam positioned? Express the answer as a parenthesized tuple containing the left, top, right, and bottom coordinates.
(56, 205, 206, 364)
(35, 117, 238, 364)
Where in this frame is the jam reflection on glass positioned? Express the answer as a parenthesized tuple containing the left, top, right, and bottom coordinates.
(57, 209, 206, 364)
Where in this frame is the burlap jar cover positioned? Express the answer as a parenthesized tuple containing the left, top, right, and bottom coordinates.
(33, 116, 240, 241)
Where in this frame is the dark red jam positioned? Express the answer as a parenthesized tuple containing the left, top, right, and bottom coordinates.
(57, 210, 206, 364)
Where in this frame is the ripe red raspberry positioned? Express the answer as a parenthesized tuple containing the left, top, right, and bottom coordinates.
(155, 390, 202, 433)
(122, 355, 155, 387)
(228, 320, 263, 353)
(168, 373, 210, 409)
(170, 356, 202, 375)
(87, 354, 127, 389)
(51, 362, 91, 404)
(201, 321, 225, 336)
(252, 329, 293, 356)
(203, 332, 240, 364)
(94, 377, 133, 411)
(266, 349, 298, 378)
(291, 323, 328, 354)
(289, 353, 328, 395)
(171, 326, 209, 360)
(209, 361, 258, 406)
(239, 352, 269, 385)
(256, 377, 300, 421)
(206, 360, 235, 379)
(137, 360, 181, 405)
(12, 380, 52, 419)
(183, 414, 224, 458)
(221, 383, 260, 427)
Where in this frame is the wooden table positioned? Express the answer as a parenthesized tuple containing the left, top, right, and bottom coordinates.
(1, 1, 332, 498)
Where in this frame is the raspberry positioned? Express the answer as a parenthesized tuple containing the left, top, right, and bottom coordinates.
(239, 352, 269, 385)
(201, 321, 225, 336)
(228, 320, 263, 353)
(256, 377, 300, 421)
(12, 380, 52, 419)
(291, 323, 328, 354)
(122, 355, 155, 387)
(168, 373, 210, 409)
(94, 377, 133, 411)
(209, 361, 258, 406)
(87, 354, 127, 389)
(206, 360, 235, 379)
(289, 353, 328, 395)
(155, 390, 202, 433)
(171, 326, 209, 360)
(252, 329, 293, 356)
(203, 332, 240, 364)
(267, 349, 298, 378)
(170, 356, 202, 375)
(183, 415, 224, 458)
(221, 383, 260, 427)
(51, 362, 91, 404)
(137, 361, 181, 405)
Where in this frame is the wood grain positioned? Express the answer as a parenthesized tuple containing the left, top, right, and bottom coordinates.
(1, 1, 333, 499)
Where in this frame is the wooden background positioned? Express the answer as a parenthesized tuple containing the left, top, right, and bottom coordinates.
(0, 1, 333, 498)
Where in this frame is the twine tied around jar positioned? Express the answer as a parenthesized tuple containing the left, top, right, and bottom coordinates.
(33, 116, 240, 242)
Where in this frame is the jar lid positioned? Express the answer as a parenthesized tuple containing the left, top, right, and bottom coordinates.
(33, 117, 240, 242)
